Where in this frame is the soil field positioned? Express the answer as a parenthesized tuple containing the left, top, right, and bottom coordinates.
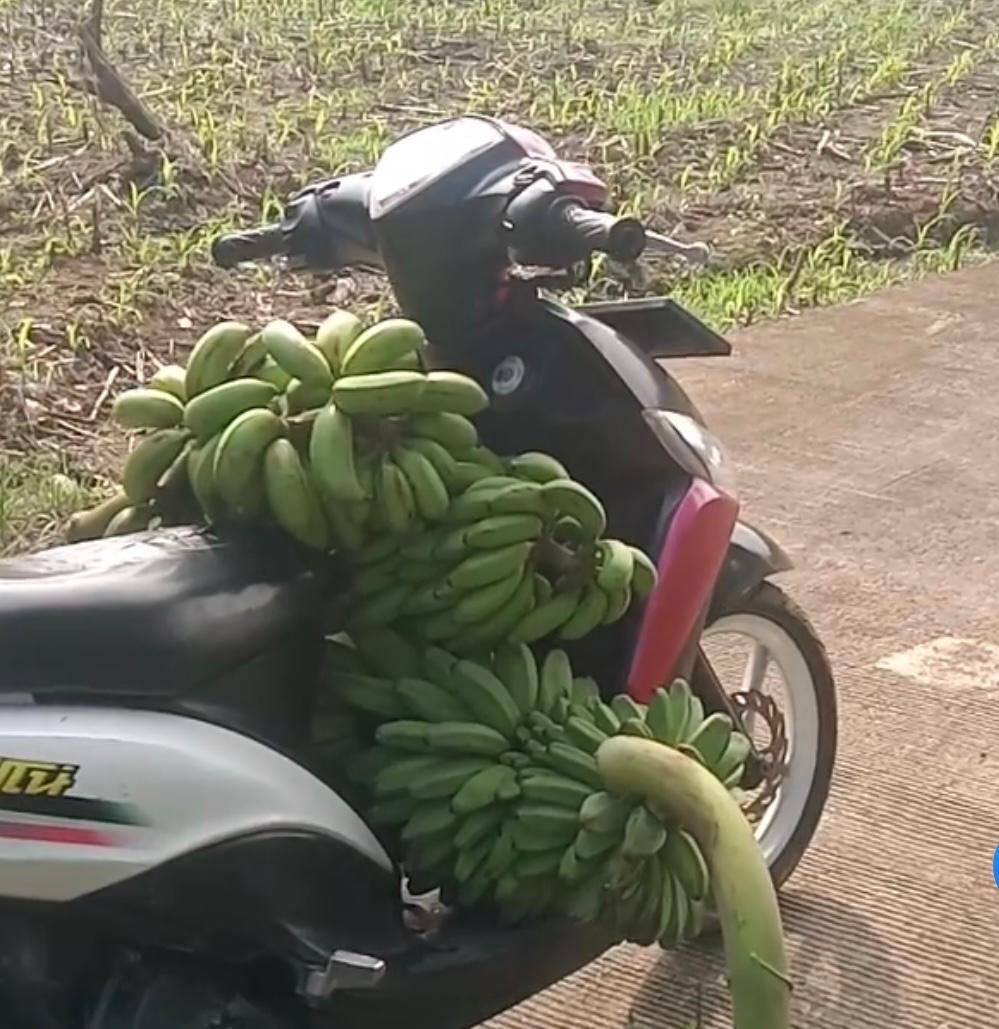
(3, 0, 999, 551)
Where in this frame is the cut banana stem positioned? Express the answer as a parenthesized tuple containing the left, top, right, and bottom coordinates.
(596, 736, 790, 1029)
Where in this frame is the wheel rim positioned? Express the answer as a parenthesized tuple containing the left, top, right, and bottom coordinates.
(701, 611, 820, 868)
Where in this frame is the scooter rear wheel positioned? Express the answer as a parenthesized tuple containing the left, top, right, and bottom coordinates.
(701, 581, 837, 889)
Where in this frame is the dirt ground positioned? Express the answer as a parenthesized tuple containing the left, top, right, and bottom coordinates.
(6, 0, 999, 511)
(490, 262, 999, 1027)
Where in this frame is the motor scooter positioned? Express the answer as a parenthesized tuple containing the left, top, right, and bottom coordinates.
(0, 114, 835, 1028)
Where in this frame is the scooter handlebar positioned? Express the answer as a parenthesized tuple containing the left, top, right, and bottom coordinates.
(546, 199, 647, 263)
(211, 225, 285, 268)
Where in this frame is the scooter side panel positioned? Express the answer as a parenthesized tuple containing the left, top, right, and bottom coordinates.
(626, 480, 739, 702)
(0, 705, 391, 902)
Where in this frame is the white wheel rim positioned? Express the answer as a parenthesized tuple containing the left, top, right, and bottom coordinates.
(702, 611, 820, 868)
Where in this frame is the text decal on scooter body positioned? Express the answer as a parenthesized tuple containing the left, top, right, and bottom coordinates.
(0, 757, 78, 798)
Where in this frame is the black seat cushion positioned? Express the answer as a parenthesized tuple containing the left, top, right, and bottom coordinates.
(0, 525, 336, 699)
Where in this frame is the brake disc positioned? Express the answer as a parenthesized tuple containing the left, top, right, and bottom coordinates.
(728, 689, 788, 824)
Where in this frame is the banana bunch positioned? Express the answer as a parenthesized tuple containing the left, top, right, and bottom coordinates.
(65, 311, 494, 550)
(344, 467, 659, 648)
(324, 634, 753, 946)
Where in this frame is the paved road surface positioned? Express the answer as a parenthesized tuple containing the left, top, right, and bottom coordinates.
(492, 264, 999, 1027)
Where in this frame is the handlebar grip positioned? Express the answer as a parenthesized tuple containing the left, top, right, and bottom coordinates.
(211, 225, 285, 268)
(548, 201, 646, 263)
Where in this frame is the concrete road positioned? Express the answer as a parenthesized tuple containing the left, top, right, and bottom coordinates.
(493, 264, 999, 1027)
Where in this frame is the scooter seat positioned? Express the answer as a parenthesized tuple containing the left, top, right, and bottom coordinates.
(0, 525, 331, 703)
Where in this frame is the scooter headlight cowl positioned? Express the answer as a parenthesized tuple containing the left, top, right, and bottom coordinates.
(642, 409, 738, 497)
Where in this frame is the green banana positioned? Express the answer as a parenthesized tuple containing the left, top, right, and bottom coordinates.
(230, 332, 269, 376)
(514, 802, 579, 837)
(332, 370, 427, 416)
(184, 321, 254, 397)
(407, 411, 478, 453)
(149, 363, 188, 401)
(112, 388, 185, 429)
(669, 678, 699, 743)
(510, 587, 582, 644)
(393, 444, 450, 522)
(483, 826, 517, 879)
(557, 582, 608, 640)
(541, 479, 607, 539)
(645, 687, 680, 745)
(601, 582, 632, 624)
(546, 742, 603, 789)
(350, 627, 421, 679)
(396, 677, 472, 722)
(629, 546, 658, 598)
(453, 567, 525, 625)
(451, 764, 515, 813)
(254, 357, 293, 391)
(579, 791, 634, 833)
(454, 834, 493, 883)
(65, 491, 131, 542)
(519, 772, 591, 809)
(409, 757, 494, 800)
(349, 582, 411, 629)
(688, 712, 736, 769)
(449, 661, 522, 738)
(401, 436, 462, 492)
(449, 461, 495, 490)
(376, 720, 432, 751)
(564, 716, 608, 755)
(714, 730, 752, 783)
(374, 456, 416, 535)
(262, 318, 334, 388)
(284, 377, 332, 414)
(573, 825, 620, 860)
(451, 568, 536, 652)
(445, 541, 532, 591)
(263, 437, 329, 550)
(122, 428, 190, 503)
(592, 702, 621, 736)
(183, 378, 277, 441)
(406, 371, 489, 415)
(357, 535, 402, 566)
(445, 483, 512, 524)
(338, 672, 407, 720)
(622, 804, 668, 857)
(464, 513, 543, 549)
(493, 643, 539, 716)
(314, 309, 363, 373)
(213, 408, 284, 516)
(402, 801, 459, 842)
(514, 847, 566, 879)
(341, 318, 425, 377)
(309, 404, 367, 503)
(453, 806, 506, 850)
(538, 648, 573, 717)
(507, 451, 568, 483)
(424, 721, 510, 757)
(664, 829, 709, 901)
(595, 539, 635, 594)
(187, 434, 225, 522)
(103, 503, 152, 536)
(373, 754, 445, 797)
(610, 694, 645, 724)
(487, 481, 547, 517)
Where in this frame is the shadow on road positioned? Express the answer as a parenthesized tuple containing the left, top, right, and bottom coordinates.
(623, 887, 902, 1028)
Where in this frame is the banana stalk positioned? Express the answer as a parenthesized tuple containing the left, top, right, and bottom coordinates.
(595, 736, 790, 1029)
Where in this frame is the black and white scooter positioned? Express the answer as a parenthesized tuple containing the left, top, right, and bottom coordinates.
(0, 115, 835, 1028)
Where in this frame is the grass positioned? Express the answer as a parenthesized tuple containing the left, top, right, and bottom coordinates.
(3, 0, 999, 553)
